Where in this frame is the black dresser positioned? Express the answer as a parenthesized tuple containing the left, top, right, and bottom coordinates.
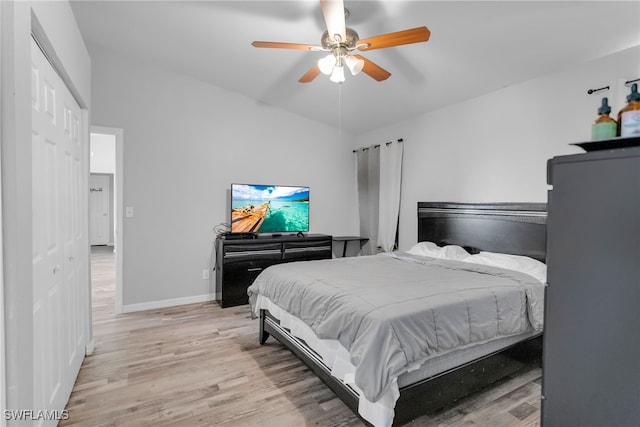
(214, 233, 332, 307)
(542, 139, 640, 426)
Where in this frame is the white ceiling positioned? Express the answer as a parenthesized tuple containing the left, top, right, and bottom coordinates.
(70, 1, 640, 135)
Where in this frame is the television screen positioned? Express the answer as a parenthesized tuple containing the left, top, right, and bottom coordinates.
(231, 184, 310, 233)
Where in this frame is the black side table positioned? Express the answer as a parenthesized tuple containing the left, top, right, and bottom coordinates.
(332, 236, 369, 257)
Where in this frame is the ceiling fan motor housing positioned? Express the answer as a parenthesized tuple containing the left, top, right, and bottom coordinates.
(321, 27, 360, 49)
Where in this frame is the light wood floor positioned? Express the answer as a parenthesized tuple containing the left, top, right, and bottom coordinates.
(61, 246, 542, 426)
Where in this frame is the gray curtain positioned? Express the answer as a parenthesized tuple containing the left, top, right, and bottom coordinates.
(378, 142, 404, 252)
(357, 147, 380, 255)
(356, 141, 404, 254)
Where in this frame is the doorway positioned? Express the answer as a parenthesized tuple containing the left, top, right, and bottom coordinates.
(90, 127, 123, 313)
(89, 174, 112, 246)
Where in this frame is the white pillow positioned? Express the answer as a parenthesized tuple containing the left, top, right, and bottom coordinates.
(440, 245, 471, 261)
(463, 251, 547, 284)
(407, 241, 440, 257)
(407, 242, 470, 261)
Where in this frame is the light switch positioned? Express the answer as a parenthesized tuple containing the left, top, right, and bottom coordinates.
(125, 207, 134, 218)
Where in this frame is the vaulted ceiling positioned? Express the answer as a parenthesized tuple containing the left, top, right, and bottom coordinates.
(70, 1, 640, 134)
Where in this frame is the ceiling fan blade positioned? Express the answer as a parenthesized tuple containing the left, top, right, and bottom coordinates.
(320, 0, 346, 42)
(354, 54, 391, 82)
(252, 41, 321, 51)
(299, 64, 321, 83)
(357, 26, 431, 51)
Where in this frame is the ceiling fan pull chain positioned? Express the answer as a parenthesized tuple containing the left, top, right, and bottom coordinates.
(338, 84, 342, 145)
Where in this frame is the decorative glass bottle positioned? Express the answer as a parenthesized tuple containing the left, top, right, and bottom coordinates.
(591, 97, 617, 141)
(617, 83, 640, 137)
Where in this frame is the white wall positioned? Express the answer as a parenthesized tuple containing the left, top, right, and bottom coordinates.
(90, 133, 116, 174)
(355, 46, 640, 251)
(89, 45, 358, 308)
(1, 0, 90, 414)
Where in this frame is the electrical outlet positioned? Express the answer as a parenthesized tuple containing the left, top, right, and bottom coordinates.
(202, 269, 210, 280)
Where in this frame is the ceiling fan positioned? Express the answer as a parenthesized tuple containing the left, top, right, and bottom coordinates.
(251, 0, 431, 83)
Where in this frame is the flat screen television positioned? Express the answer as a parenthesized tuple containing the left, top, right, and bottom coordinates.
(230, 183, 310, 234)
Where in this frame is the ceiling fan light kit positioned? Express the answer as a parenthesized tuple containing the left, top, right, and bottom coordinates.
(344, 55, 364, 75)
(330, 66, 346, 83)
(318, 54, 336, 75)
(251, 0, 431, 84)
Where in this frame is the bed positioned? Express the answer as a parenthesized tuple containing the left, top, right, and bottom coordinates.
(247, 202, 547, 426)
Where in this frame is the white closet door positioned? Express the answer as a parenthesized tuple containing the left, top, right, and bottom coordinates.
(89, 174, 110, 245)
(31, 37, 86, 425)
(59, 47, 86, 398)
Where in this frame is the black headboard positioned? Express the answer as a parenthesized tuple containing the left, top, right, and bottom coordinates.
(417, 202, 547, 262)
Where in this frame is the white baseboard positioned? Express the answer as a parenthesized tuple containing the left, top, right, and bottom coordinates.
(121, 293, 215, 313)
(85, 339, 96, 356)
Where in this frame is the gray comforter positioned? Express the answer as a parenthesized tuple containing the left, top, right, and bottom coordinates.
(247, 252, 544, 402)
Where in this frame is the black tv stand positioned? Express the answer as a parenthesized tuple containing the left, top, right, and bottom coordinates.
(271, 233, 282, 238)
(215, 233, 332, 307)
(296, 231, 305, 238)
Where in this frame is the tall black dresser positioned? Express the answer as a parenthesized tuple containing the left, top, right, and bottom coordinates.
(542, 139, 640, 426)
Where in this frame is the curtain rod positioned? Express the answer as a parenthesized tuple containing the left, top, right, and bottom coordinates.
(587, 78, 640, 95)
(352, 138, 403, 153)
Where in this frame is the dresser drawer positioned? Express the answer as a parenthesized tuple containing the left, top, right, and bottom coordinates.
(223, 242, 282, 263)
(283, 240, 332, 261)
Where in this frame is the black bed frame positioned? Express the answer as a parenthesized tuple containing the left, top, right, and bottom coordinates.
(259, 202, 547, 426)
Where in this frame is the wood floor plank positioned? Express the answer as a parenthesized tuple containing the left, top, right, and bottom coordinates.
(61, 246, 542, 426)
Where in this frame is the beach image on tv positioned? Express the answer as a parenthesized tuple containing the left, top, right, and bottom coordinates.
(231, 184, 309, 233)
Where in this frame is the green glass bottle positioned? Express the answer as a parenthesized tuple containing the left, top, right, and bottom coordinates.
(591, 97, 617, 141)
